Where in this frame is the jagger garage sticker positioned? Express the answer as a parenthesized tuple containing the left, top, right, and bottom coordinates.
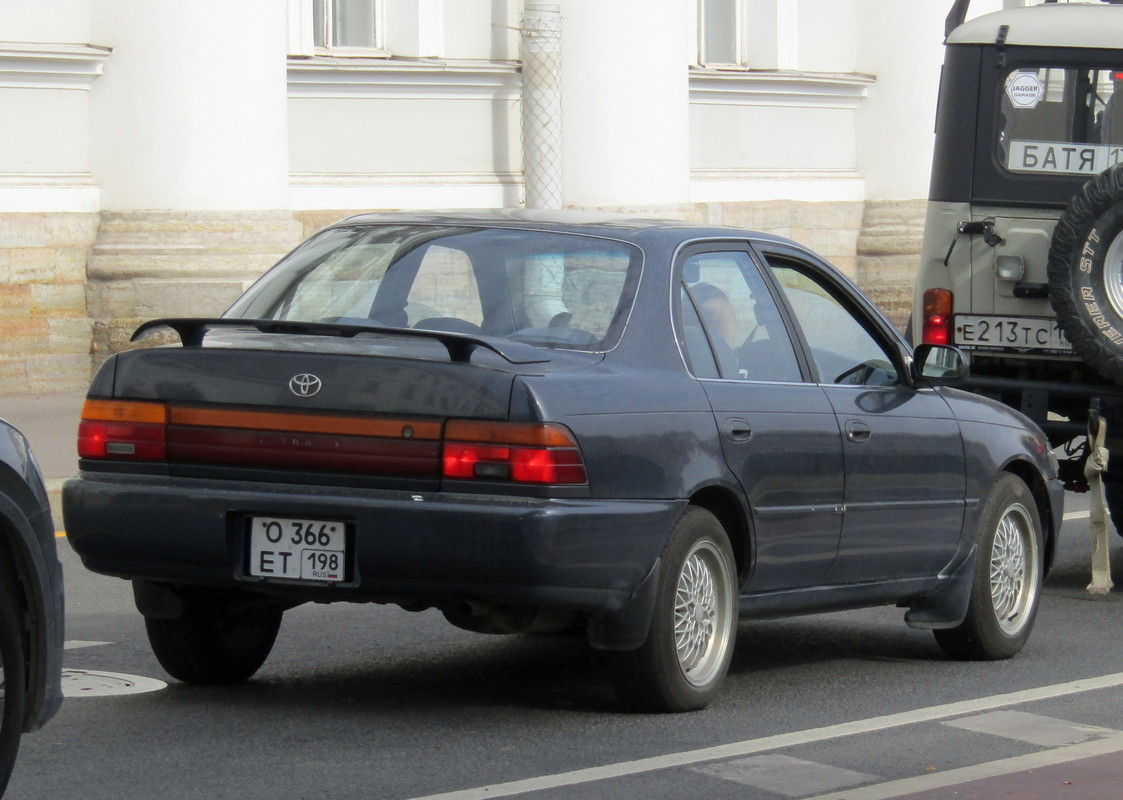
(1006, 72, 1044, 109)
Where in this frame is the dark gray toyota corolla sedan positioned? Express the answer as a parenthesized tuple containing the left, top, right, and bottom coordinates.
(63, 211, 1063, 712)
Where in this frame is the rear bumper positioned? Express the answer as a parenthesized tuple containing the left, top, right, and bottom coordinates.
(63, 472, 681, 619)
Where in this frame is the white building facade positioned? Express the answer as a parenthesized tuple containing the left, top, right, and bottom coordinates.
(0, 0, 1012, 392)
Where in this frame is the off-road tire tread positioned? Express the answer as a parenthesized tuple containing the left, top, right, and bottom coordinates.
(1048, 164, 1123, 385)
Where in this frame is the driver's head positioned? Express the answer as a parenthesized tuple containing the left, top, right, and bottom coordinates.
(692, 283, 738, 344)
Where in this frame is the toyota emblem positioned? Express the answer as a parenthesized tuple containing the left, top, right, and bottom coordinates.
(289, 373, 322, 397)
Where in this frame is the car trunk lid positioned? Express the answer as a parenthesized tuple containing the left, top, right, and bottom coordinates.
(84, 326, 598, 485)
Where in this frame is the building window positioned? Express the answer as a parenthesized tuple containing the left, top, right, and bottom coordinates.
(699, 0, 743, 67)
(314, 0, 383, 52)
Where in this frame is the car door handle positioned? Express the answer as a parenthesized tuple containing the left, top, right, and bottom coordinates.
(845, 420, 871, 443)
(721, 417, 752, 442)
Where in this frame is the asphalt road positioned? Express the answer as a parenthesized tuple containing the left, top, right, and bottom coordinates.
(6, 494, 1123, 800)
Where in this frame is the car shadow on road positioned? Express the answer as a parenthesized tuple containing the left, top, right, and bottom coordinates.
(157, 628, 624, 716)
(728, 613, 944, 675)
(146, 608, 954, 720)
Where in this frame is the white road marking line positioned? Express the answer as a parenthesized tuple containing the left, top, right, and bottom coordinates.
(63, 640, 112, 650)
(402, 672, 1123, 800)
(942, 709, 1119, 747)
(693, 754, 877, 797)
(803, 732, 1123, 800)
(1064, 509, 1091, 520)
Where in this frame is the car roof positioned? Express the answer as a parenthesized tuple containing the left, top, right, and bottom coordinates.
(327, 209, 798, 249)
(947, 3, 1123, 49)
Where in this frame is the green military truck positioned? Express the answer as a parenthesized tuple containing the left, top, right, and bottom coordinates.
(914, 0, 1123, 522)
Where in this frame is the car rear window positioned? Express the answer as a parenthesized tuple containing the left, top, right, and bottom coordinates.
(227, 225, 642, 352)
(999, 65, 1123, 178)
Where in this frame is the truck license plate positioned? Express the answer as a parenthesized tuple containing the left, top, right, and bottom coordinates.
(248, 516, 348, 583)
(955, 315, 1072, 353)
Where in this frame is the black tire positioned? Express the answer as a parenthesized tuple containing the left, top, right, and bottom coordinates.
(145, 593, 283, 684)
(935, 474, 1043, 661)
(0, 576, 26, 795)
(1048, 164, 1123, 385)
(609, 507, 737, 712)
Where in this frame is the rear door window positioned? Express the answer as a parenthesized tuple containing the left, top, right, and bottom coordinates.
(678, 249, 803, 382)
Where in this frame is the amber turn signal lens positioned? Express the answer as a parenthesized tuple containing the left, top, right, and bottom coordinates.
(444, 420, 579, 447)
(80, 398, 167, 424)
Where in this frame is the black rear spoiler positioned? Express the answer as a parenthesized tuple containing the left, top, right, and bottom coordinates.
(131, 318, 550, 365)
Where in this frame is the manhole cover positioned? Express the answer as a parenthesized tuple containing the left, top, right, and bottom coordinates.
(62, 669, 167, 697)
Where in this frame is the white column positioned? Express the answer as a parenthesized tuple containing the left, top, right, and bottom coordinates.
(558, 0, 691, 208)
(90, 0, 289, 211)
(522, 3, 564, 209)
(854, 0, 946, 200)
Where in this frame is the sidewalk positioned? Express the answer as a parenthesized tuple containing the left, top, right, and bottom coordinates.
(1, 389, 86, 529)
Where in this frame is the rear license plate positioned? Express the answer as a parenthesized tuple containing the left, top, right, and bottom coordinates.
(247, 516, 348, 583)
(955, 315, 1072, 353)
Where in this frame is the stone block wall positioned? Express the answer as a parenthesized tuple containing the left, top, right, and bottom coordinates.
(708, 201, 866, 280)
(592, 199, 918, 331)
(296, 211, 355, 240)
(856, 200, 927, 332)
(0, 213, 97, 394)
(86, 211, 305, 366)
(0, 200, 925, 395)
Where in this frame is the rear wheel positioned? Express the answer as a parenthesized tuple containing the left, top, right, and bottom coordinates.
(0, 576, 26, 794)
(935, 474, 1043, 660)
(145, 592, 283, 684)
(610, 507, 737, 712)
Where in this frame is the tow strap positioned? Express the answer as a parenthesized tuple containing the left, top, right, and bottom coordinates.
(1085, 409, 1114, 595)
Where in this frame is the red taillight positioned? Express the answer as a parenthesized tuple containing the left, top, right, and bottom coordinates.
(922, 288, 953, 346)
(442, 421, 587, 485)
(78, 399, 168, 460)
(77, 400, 588, 485)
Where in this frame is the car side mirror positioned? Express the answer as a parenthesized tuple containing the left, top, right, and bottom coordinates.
(912, 343, 969, 386)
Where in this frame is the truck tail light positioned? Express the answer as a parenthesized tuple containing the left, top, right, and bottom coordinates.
(78, 399, 168, 460)
(442, 421, 587, 485)
(922, 288, 953, 346)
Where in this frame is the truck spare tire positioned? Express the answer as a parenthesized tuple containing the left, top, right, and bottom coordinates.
(1048, 164, 1123, 386)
